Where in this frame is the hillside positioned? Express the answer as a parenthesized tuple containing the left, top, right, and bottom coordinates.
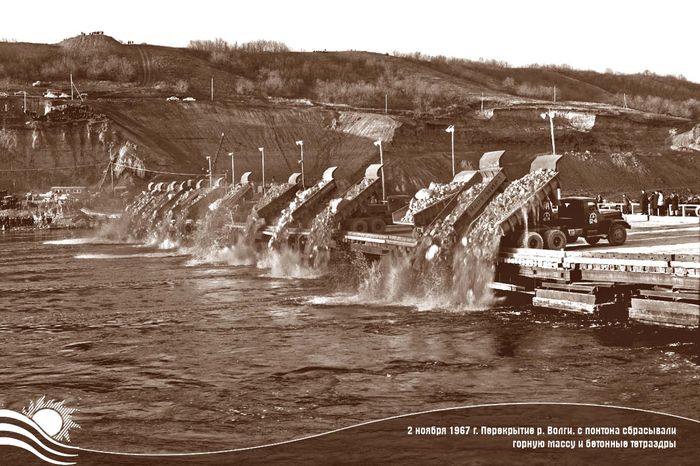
(2, 34, 699, 115)
(0, 34, 699, 198)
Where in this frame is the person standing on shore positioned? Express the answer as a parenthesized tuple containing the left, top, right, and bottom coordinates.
(670, 192, 680, 216)
(650, 191, 658, 216)
(657, 191, 665, 216)
(622, 194, 631, 214)
(640, 189, 649, 216)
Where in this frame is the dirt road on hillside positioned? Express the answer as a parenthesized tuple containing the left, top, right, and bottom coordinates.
(136, 46, 154, 87)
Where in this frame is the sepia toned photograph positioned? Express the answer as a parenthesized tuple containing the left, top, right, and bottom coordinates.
(0, 1, 698, 464)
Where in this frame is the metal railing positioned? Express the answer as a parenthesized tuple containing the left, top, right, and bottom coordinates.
(598, 202, 700, 217)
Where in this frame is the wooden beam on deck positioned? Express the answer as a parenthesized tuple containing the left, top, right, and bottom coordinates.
(629, 298, 699, 329)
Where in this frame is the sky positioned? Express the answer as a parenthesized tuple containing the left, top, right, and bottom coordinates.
(3, 0, 698, 82)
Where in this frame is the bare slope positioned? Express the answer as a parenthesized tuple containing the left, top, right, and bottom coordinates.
(3, 95, 698, 198)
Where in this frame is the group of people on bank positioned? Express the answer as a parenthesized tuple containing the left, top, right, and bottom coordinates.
(637, 190, 681, 216)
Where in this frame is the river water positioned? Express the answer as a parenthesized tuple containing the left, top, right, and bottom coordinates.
(0, 229, 698, 453)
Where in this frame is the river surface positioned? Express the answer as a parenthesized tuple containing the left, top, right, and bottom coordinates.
(0, 229, 698, 453)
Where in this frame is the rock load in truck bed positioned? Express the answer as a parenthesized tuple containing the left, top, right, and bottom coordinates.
(253, 173, 302, 223)
(267, 167, 338, 247)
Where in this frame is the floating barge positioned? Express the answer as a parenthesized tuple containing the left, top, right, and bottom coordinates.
(496, 248, 699, 329)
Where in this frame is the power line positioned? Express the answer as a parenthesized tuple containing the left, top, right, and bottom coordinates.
(0, 161, 221, 178)
(0, 163, 100, 172)
(112, 163, 214, 177)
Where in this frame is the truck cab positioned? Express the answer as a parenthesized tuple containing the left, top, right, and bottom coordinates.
(556, 196, 630, 246)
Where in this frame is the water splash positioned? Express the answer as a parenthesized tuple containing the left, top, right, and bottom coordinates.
(328, 250, 457, 310)
(143, 234, 179, 250)
(241, 182, 292, 243)
(417, 180, 489, 262)
(43, 237, 123, 246)
(304, 178, 374, 269)
(75, 251, 183, 260)
(303, 202, 337, 269)
(258, 246, 323, 279)
(184, 237, 256, 267)
(186, 184, 254, 265)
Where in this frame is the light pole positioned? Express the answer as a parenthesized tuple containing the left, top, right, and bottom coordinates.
(109, 142, 115, 196)
(373, 139, 386, 202)
(295, 140, 305, 188)
(228, 152, 235, 186)
(206, 156, 213, 187)
(445, 125, 455, 178)
(258, 147, 265, 194)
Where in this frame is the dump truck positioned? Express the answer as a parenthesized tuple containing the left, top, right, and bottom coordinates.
(253, 173, 303, 224)
(524, 196, 631, 248)
(333, 164, 399, 234)
(392, 150, 507, 231)
(498, 155, 631, 250)
(278, 166, 339, 228)
(260, 167, 340, 247)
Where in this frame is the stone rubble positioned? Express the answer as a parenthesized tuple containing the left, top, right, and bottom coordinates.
(268, 178, 332, 247)
(401, 179, 466, 224)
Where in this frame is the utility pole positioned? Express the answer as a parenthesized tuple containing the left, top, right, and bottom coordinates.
(295, 140, 305, 188)
(384, 94, 388, 113)
(211, 77, 214, 102)
(229, 152, 235, 186)
(206, 156, 213, 187)
(373, 140, 386, 202)
(70, 73, 74, 100)
(553, 86, 557, 104)
(109, 143, 115, 196)
(23, 91, 27, 113)
(445, 125, 455, 178)
(623, 93, 627, 109)
(480, 93, 484, 113)
(258, 147, 265, 194)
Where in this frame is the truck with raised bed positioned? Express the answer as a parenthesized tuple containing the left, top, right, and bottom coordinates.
(500, 155, 631, 250)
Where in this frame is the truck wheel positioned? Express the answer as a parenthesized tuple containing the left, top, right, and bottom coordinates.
(585, 237, 600, 245)
(369, 217, 386, 233)
(607, 224, 627, 246)
(565, 232, 578, 243)
(350, 218, 369, 232)
(544, 229, 567, 250)
(520, 231, 544, 249)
